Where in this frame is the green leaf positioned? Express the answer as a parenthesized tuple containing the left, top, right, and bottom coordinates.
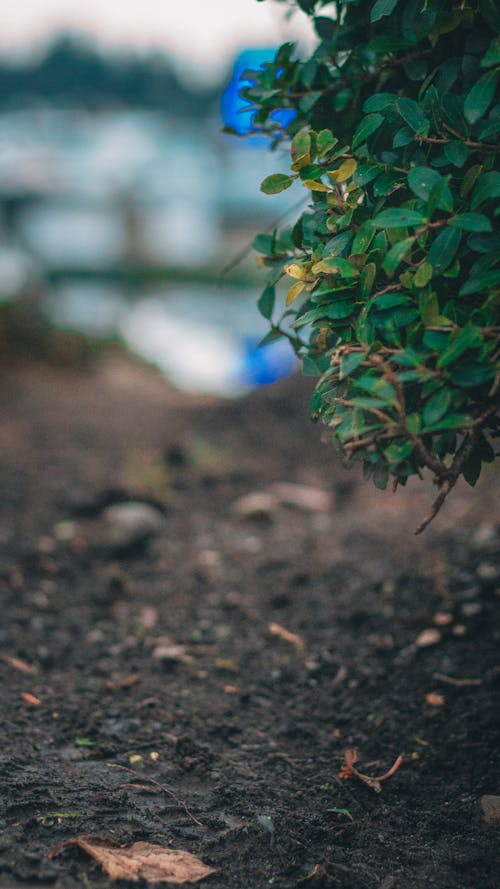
(293, 301, 355, 327)
(427, 227, 462, 274)
(443, 141, 470, 168)
(314, 16, 335, 41)
(296, 0, 316, 12)
(393, 127, 414, 147)
(258, 328, 284, 347)
(397, 98, 430, 135)
(299, 91, 322, 113)
(419, 291, 450, 326)
(354, 163, 381, 186)
(407, 167, 452, 211)
(371, 0, 400, 22)
(260, 174, 294, 194)
(352, 114, 384, 149)
(382, 237, 415, 275)
(451, 363, 496, 387)
(437, 326, 483, 368)
(471, 171, 500, 208)
(462, 449, 482, 486)
(317, 129, 337, 157)
(478, 0, 500, 31)
(464, 69, 499, 125)
(384, 440, 414, 466)
(339, 351, 365, 380)
(373, 462, 389, 490)
(291, 130, 312, 162)
(422, 389, 451, 427)
(258, 285, 275, 320)
(449, 213, 492, 233)
(323, 231, 354, 256)
(478, 117, 500, 140)
(481, 36, 500, 68)
(352, 222, 375, 254)
(373, 293, 410, 310)
(312, 257, 359, 278)
(459, 269, 500, 296)
(252, 234, 275, 254)
(360, 262, 377, 298)
(372, 209, 426, 228)
(422, 413, 471, 432)
(414, 262, 433, 287)
(363, 93, 396, 113)
(460, 164, 484, 199)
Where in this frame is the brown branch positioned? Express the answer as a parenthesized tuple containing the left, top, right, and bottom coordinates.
(415, 429, 480, 534)
(415, 479, 454, 535)
(417, 134, 499, 153)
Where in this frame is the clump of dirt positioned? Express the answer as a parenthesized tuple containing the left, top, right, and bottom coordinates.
(0, 352, 499, 889)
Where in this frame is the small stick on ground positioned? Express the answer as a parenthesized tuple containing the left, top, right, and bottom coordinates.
(268, 622, 307, 664)
(106, 763, 203, 827)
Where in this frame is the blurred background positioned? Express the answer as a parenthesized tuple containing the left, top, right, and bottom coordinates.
(0, 0, 315, 395)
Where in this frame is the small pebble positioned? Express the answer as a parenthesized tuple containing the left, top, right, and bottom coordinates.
(434, 612, 453, 626)
(477, 562, 498, 582)
(416, 628, 441, 647)
(452, 624, 467, 636)
(269, 481, 332, 513)
(461, 602, 482, 618)
(481, 795, 500, 826)
(425, 693, 445, 707)
(232, 492, 277, 520)
(102, 502, 164, 550)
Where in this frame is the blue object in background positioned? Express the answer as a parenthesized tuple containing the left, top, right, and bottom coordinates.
(221, 48, 296, 137)
(239, 336, 298, 387)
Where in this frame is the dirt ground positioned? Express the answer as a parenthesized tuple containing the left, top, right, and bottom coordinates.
(0, 350, 499, 889)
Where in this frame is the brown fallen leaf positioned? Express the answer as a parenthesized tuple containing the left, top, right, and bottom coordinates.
(1, 653, 37, 674)
(48, 836, 215, 884)
(20, 692, 42, 706)
(339, 748, 404, 793)
(104, 674, 141, 690)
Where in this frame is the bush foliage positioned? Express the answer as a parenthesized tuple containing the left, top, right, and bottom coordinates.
(243, 0, 499, 530)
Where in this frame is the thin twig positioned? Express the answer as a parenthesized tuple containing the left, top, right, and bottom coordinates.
(106, 763, 203, 827)
(218, 196, 307, 279)
(415, 478, 454, 535)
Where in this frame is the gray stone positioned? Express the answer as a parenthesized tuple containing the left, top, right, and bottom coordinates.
(232, 492, 277, 520)
(102, 501, 164, 550)
(481, 795, 500, 826)
(269, 481, 332, 512)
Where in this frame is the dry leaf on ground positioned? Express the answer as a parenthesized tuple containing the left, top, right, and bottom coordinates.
(20, 692, 41, 705)
(104, 673, 141, 690)
(1, 653, 37, 674)
(48, 836, 215, 884)
(339, 748, 404, 793)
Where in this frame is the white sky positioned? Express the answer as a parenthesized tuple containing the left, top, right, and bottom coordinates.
(0, 1, 313, 82)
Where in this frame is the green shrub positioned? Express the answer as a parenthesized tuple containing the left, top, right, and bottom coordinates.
(243, 0, 499, 531)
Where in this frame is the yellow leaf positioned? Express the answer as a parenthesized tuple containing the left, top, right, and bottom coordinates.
(285, 263, 308, 280)
(329, 159, 357, 183)
(286, 281, 306, 306)
(302, 179, 331, 192)
(317, 327, 329, 351)
(291, 153, 311, 171)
